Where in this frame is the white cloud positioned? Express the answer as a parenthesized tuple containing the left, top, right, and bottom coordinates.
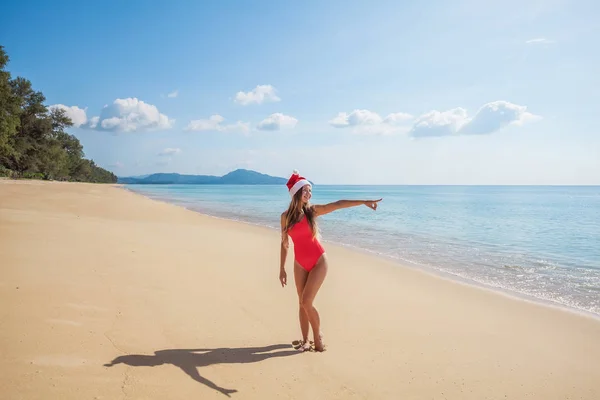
(88, 116, 100, 129)
(409, 108, 469, 138)
(526, 38, 554, 44)
(383, 112, 413, 124)
(48, 104, 88, 127)
(459, 101, 541, 135)
(257, 113, 298, 131)
(234, 84, 280, 105)
(329, 109, 413, 135)
(88, 98, 173, 132)
(329, 113, 351, 128)
(167, 90, 178, 98)
(109, 161, 124, 168)
(408, 101, 541, 138)
(184, 115, 250, 133)
(158, 148, 182, 156)
(330, 109, 382, 127)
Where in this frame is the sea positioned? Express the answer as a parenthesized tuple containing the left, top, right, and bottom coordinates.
(125, 184, 600, 318)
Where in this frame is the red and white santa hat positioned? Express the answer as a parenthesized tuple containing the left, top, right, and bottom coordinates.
(286, 169, 311, 197)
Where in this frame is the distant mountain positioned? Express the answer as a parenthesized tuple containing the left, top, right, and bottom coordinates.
(127, 174, 152, 179)
(117, 169, 288, 185)
(117, 173, 219, 185)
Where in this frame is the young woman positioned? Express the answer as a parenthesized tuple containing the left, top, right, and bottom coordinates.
(279, 170, 381, 352)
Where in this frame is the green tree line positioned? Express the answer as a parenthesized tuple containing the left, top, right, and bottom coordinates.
(0, 45, 117, 183)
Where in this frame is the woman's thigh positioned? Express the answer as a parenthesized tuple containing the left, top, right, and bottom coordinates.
(301, 255, 328, 305)
(294, 261, 309, 299)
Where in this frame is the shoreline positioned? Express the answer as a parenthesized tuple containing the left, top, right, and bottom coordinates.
(2, 179, 600, 399)
(122, 184, 600, 322)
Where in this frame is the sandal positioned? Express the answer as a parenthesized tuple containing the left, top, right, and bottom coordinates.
(292, 339, 311, 352)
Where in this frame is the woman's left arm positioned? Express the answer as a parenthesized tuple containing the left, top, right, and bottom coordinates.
(313, 198, 382, 216)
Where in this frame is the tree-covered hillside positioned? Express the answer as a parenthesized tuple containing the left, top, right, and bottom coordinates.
(0, 45, 116, 183)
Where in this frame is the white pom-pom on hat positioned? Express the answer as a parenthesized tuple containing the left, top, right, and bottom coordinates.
(292, 169, 299, 175)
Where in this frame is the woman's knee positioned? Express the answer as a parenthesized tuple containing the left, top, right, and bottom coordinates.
(300, 295, 314, 311)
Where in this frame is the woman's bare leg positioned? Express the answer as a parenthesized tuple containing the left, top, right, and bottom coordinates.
(301, 256, 328, 352)
(293, 262, 310, 345)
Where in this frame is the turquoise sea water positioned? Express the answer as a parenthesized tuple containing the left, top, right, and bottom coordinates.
(125, 184, 600, 317)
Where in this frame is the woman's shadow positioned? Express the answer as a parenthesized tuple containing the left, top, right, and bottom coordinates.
(104, 343, 299, 397)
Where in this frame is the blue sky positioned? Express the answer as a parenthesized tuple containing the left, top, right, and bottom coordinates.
(2, 0, 599, 184)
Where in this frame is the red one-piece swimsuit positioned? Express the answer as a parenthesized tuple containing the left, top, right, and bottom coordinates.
(288, 217, 325, 272)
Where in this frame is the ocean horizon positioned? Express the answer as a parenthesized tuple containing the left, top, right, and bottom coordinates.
(125, 183, 600, 318)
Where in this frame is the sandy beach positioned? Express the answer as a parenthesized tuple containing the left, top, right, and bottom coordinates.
(1, 180, 599, 400)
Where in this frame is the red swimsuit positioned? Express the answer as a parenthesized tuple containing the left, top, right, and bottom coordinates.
(287, 217, 325, 272)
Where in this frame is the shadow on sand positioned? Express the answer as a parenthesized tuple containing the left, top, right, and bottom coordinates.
(104, 344, 299, 397)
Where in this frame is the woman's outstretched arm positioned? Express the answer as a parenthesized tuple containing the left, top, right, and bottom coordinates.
(313, 198, 382, 217)
(279, 212, 289, 287)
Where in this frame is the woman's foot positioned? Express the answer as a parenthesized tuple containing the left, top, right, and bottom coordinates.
(312, 332, 326, 352)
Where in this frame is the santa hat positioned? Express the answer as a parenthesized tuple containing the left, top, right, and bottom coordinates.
(286, 169, 311, 197)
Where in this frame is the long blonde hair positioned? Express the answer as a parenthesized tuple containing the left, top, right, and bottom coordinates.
(284, 188, 319, 239)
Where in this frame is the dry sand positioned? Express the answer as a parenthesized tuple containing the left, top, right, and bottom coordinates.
(1, 180, 599, 399)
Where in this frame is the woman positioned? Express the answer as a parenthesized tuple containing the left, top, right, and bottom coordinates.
(279, 170, 381, 352)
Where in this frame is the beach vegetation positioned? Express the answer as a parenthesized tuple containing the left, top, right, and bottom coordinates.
(0, 45, 117, 183)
